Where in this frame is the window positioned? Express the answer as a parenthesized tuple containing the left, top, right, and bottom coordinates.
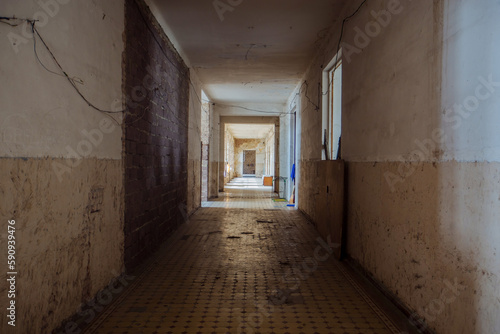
(322, 51, 342, 160)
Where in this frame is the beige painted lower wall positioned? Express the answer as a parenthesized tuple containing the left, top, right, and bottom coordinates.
(346, 161, 500, 334)
(0, 157, 123, 333)
(298, 160, 344, 259)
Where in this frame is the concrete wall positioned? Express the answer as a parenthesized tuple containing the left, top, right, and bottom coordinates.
(0, 0, 124, 333)
(123, 0, 189, 270)
(289, 0, 500, 333)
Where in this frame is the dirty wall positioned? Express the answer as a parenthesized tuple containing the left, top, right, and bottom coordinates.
(289, 0, 500, 333)
(0, 1, 125, 332)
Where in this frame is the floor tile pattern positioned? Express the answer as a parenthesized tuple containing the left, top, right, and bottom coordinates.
(83, 179, 402, 334)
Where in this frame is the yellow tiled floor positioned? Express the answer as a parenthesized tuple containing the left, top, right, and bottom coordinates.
(82, 178, 410, 334)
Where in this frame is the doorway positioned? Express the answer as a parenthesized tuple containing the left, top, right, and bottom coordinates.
(243, 150, 256, 175)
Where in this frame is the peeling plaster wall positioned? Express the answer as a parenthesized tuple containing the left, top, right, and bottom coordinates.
(187, 70, 203, 216)
(289, 0, 500, 333)
(347, 161, 500, 334)
(234, 139, 266, 178)
(224, 129, 235, 184)
(201, 100, 210, 201)
(264, 129, 275, 176)
(0, 159, 123, 333)
(342, 1, 500, 333)
(0, 1, 124, 333)
(201, 101, 210, 145)
(209, 106, 220, 198)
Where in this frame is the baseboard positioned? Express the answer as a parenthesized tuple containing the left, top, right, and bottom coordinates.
(344, 256, 436, 334)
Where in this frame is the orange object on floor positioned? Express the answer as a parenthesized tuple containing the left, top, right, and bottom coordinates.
(263, 176, 273, 186)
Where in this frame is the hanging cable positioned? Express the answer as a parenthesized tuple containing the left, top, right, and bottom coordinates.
(211, 102, 296, 116)
(189, 80, 210, 114)
(323, 0, 368, 97)
(0, 16, 24, 26)
(0, 16, 126, 125)
(30, 22, 67, 78)
(29, 21, 126, 114)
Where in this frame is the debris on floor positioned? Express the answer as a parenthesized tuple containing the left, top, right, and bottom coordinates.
(268, 288, 304, 305)
(82, 200, 409, 333)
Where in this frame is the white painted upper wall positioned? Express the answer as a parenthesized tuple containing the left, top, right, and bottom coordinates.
(441, 0, 500, 162)
(341, 0, 442, 162)
(0, 0, 124, 159)
(338, 0, 500, 163)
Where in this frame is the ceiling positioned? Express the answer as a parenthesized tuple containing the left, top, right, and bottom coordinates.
(226, 123, 274, 139)
(149, 0, 346, 105)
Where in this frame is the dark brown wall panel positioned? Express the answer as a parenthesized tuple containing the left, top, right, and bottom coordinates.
(124, 0, 189, 270)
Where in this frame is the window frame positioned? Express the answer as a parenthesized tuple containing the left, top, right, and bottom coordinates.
(322, 49, 342, 160)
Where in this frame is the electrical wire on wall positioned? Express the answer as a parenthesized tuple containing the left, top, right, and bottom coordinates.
(189, 80, 210, 114)
(287, 0, 368, 113)
(2, 0, 369, 126)
(133, 0, 299, 119)
(205, 102, 295, 117)
(288, 80, 320, 113)
(0, 16, 127, 120)
(0, 16, 24, 26)
(322, 0, 368, 97)
(1, 13, 185, 127)
(1, 13, 266, 128)
(139, 0, 323, 120)
(192, 0, 369, 119)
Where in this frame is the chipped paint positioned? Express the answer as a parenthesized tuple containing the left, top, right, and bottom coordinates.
(0, 157, 123, 333)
